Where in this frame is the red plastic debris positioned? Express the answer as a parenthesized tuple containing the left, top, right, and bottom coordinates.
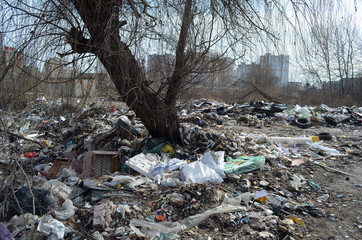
(23, 152, 38, 158)
(110, 108, 119, 113)
(156, 214, 164, 222)
(38, 169, 46, 177)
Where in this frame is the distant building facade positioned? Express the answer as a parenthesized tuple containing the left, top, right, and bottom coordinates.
(44, 58, 75, 79)
(237, 53, 289, 88)
(215, 56, 237, 88)
(237, 62, 253, 84)
(260, 53, 289, 87)
(147, 53, 237, 90)
(0, 46, 26, 80)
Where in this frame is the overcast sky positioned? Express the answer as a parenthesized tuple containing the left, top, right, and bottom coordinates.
(1, 0, 361, 84)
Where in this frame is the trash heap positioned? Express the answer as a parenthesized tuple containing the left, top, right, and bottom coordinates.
(0, 98, 361, 240)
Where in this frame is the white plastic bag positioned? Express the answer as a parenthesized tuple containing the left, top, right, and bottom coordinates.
(53, 199, 75, 220)
(180, 161, 223, 184)
(42, 179, 72, 201)
(37, 215, 65, 240)
(200, 151, 226, 179)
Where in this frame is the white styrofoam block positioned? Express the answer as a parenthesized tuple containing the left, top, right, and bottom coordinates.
(126, 153, 158, 178)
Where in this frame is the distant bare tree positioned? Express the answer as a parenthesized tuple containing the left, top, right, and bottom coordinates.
(334, 16, 361, 98)
(235, 64, 279, 102)
(296, 1, 362, 102)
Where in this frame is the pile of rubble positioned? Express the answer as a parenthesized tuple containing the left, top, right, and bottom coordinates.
(0, 98, 361, 240)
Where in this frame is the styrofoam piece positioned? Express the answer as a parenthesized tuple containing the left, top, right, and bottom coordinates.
(126, 153, 158, 178)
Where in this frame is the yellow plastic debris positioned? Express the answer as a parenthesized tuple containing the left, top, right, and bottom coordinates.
(287, 216, 306, 228)
(162, 144, 175, 155)
(41, 141, 51, 147)
(310, 136, 320, 142)
(133, 205, 141, 212)
(257, 196, 267, 203)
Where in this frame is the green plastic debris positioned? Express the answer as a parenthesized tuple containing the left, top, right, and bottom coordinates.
(307, 180, 320, 191)
(143, 137, 166, 155)
(224, 156, 265, 175)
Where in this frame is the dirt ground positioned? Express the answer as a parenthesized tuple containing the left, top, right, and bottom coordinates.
(180, 124, 362, 240)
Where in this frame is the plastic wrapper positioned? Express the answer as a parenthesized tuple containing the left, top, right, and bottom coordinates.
(294, 105, 310, 121)
(254, 190, 268, 200)
(161, 178, 182, 187)
(166, 193, 186, 207)
(129, 194, 246, 237)
(128, 176, 156, 190)
(149, 158, 187, 178)
(290, 174, 303, 190)
(92, 231, 104, 240)
(224, 156, 265, 175)
(59, 168, 77, 178)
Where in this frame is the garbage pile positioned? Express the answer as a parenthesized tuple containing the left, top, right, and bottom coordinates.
(179, 99, 362, 129)
(0, 98, 361, 240)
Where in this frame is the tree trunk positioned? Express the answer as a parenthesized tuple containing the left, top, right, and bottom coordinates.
(69, 0, 181, 143)
(97, 45, 181, 143)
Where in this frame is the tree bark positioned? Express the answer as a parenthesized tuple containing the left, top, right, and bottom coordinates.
(69, 0, 182, 143)
(165, 0, 193, 105)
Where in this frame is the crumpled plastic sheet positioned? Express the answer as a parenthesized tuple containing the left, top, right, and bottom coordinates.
(7, 213, 39, 232)
(53, 199, 75, 220)
(200, 151, 226, 179)
(42, 179, 72, 201)
(130, 176, 157, 190)
(306, 141, 345, 156)
(149, 158, 187, 178)
(37, 215, 65, 240)
(179, 150, 225, 184)
(129, 194, 247, 237)
(180, 161, 223, 184)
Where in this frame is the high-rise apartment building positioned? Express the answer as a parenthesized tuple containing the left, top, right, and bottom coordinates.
(260, 53, 289, 87)
(237, 53, 289, 88)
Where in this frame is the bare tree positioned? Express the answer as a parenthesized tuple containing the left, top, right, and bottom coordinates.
(234, 64, 279, 102)
(334, 16, 361, 98)
(3, 0, 354, 142)
(295, 0, 362, 103)
(2, 0, 284, 142)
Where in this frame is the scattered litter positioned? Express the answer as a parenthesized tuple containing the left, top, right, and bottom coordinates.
(0, 99, 360, 239)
